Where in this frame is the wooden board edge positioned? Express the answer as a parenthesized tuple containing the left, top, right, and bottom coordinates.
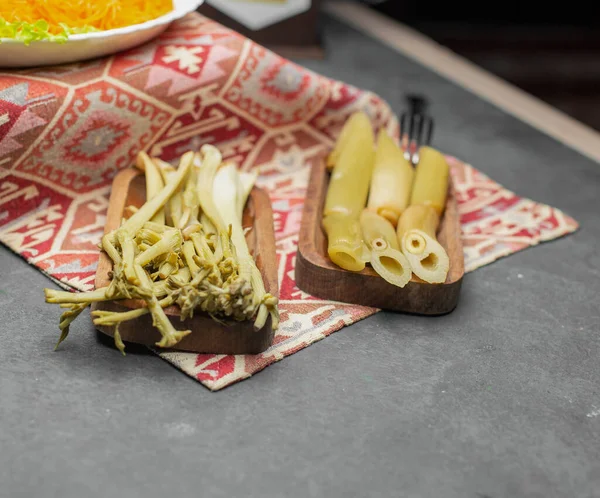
(295, 246, 462, 315)
(91, 300, 275, 355)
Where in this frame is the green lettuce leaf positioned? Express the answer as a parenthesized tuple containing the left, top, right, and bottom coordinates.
(0, 18, 98, 45)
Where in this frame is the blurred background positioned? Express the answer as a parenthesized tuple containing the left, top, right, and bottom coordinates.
(366, 0, 600, 131)
(199, 0, 600, 130)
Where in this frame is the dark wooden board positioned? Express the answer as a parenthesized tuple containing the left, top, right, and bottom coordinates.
(91, 167, 278, 354)
(295, 160, 464, 315)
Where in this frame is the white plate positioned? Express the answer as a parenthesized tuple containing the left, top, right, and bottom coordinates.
(207, 0, 311, 31)
(0, 0, 204, 68)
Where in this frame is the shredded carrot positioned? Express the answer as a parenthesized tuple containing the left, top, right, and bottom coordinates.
(1, 0, 174, 35)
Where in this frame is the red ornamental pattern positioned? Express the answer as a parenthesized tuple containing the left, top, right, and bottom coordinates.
(0, 14, 578, 390)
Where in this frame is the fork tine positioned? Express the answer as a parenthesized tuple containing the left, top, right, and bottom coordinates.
(410, 113, 417, 141)
(414, 114, 427, 163)
(407, 113, 418, 165)
(399, 95, 434, 166)
(399, 112, 406, 141)
(399, 112, 411, 161)
(425, 117, 434, 146)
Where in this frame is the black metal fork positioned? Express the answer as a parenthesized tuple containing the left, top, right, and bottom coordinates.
(399, 94, 434, 166)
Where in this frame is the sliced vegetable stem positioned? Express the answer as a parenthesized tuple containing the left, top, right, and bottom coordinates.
(44, 287, 109, 304)
(322, 214, 368, 272)
(135, 229, 182, 267)
(137, 151, 166, 224)
(182, 240, 201, 275)
(117, 229, 139, 285)
(409, 146, 450, 216)
(324, 111, 375, 219)
(113, 151, 193, 240)
(367, 129, 414, 227)
(360, 210, 412, 288)
(397, 205, 449, 284)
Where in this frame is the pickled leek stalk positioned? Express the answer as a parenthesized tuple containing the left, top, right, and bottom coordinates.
(152, 280, 169, 298)
(360, 209, 400, 251)
(322, 112, 374, 272)
(136, 151, 166, 225)
(182, 224, 201, 240)
(326, 112, 359, 170)
(213, 163, 279, 331)
(401, 234, 449, 284)
(179, 161, 200, 229)
(113, 329, 126, 355)
(190, 231, 214, 264)
(360, 210, 412, 288)
(397, 204, 439, 256)
(134, 263, 191, 348)
(135, 229, 182, 267)
(397, 205, 449, 284)
(154, 157, 180, 228)
(101, 234, 121, 265)
(367, 130, 414, 226)
(168, 267, 191, 287)
(182, 240, 201, 275)
(158, 252, 180, 280)
(190, 231, 219, 275)
(142, 221, 168, 233)
(324, 111, 375, 218)
(196, 145, 235, 267)
(169, 188, 184, 229)
(135, 227, 162, 246)
(44, 287, 109, 304)
(322, 214, 367, 272)
(200, 213, 216, 238)
(154, 158, 176, 182)
(399, 145, 451, 283)
(55, 303, 89, 350)
(116, 229, 139, 285)
(91, 295, 174, 326)
(114, 151, 193, 240)
(409, 146, 450, 216)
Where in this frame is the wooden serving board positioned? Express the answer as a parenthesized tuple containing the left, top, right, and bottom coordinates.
(91, 168, 278, 354)
(295, 161, 465, 315)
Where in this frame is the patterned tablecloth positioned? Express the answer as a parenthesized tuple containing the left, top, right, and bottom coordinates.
(0, 14, 578, 390)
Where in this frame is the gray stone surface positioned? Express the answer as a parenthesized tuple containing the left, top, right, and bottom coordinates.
(1, 16, 600, 498)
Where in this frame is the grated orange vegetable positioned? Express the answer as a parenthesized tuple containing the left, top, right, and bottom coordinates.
(1, 0, 174, 35)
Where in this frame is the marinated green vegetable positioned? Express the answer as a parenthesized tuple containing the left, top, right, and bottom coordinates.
(367, 130, 414, 227)
(322, 111, 375, 272)
(324, 112, 375, 219)
(136, 151, 165, 225)
(409, 146, 450, 216)
(397, 205, 449, 284)
(322, 214, 368, 272)
(43, 147, 279, 354)
(360, 209, 412, 288)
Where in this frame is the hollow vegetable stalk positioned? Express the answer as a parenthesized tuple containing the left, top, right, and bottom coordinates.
(396, 145, 452, 284)
(409, 146, 450, 216)
(322, 111, 375, 272)
(366, 129, 415, 227)
(360, 209, 412, 288)
(397, 204, 449, 284)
